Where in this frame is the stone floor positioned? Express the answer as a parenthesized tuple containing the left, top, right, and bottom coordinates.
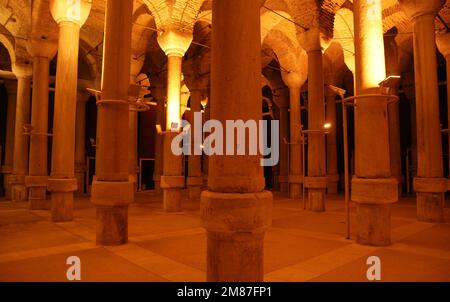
(0, 191, 449, 282)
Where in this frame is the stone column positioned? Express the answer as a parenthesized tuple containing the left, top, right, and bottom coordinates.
(128, 59, 143, 193)
(384, 30, 403, 196)
(277, 91, 290, 194)
(201, 0, 272, 281)
(157, 29, 193, 212)
(283, 73, 304, 199)
(75, 90, 89, 194)
(187, 87, 203, 200)
(25, 38, 57, 208)
(352, 0, 398, 246)
(8, 63, 32, 202)
(436, 32, 450, 180)
(400, 0, 446, 222)
(91, 0, 133, 245)
(300, 29, 327, 211)
(48, 0, 91, 221)
(2, 81, 17, 199)
(325, 86, 339, 194)
(152, 82, 166, 194)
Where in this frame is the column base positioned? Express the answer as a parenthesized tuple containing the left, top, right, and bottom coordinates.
(201, 190, 273, 282)
(48, 178, 78, 222)
(352, 177, 398, 246)
(414, 178, 446, 223)
(305, 177, 328, 212)
(308, 189, 326, 212)
(153, 174, 162, 194)
(26, 176, 48, 210)
(161, 175, 184, 212)
(187, 176, 203, 200)
(417, 192, 445, 222)
(1, 167, 13, 199)
(75, 171, 85, 194)
(356, 203, 391, 246)
(8, 175, 27, 202)
(288, 174, 303, 199)
(327, 174, 339, 194)
(278, 175, 288, 193)
(96, 206, 128, 245)
(91, 180, 134, 245)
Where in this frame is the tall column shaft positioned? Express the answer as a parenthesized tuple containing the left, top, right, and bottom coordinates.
(49, 22, 81, 221)
(2, 82, 16, 199)
(412, 15, 445, 220)
(288, 86, 302, 198)
(75, 92, 88, 194)
(152, 84, 166, 193)
(161, 55, 184, 211)
(27, 55, 52, 209)
(305, 46, 327, 211)
(9, 69, 32, 202)
(278, 102, 289, 193)
(201, 0, 272, 281)
(91, 0, 133, 245)
(326, 89, 339, 194)
(187, 88, 203, 200)
(352, 0, 398, 246)
(401, 0, 446, 222)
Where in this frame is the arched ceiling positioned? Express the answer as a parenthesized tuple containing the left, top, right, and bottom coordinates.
(1, 0, 450, 87)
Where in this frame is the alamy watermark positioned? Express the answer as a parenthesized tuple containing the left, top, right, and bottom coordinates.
(169, 112, 280, 167)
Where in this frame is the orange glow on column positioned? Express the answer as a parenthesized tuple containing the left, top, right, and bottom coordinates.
(166, 55, 183, 131)
(355, 0, 386, 90)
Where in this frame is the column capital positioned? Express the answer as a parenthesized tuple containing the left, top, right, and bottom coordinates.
(298, 28, 330, 53)
(49, 0, 92, 27)
(282, 71, 306, 90)
(436, 32, 450, 57)
(27, 37, 58, 59)
(12, 63, 32, 79)
(130, 57, 144, 83)
(157, 28, 193, 57)
(399, 0, 445, 20)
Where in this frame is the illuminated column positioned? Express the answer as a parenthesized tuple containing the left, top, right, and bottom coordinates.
(91, 0, 133, 245)
(352, 0, 398, 246)
(25, 38, 57, 208)
(48, 0, 91, 221)
(300, 29, 328, 211)
(325, 86, 339, 194)
(436, 33, 450, 177)
(157, 28, 192, 212)
(201, 0, 272, 281)
(275, 89, 290, 193)
(152, 82, 166, 194)
(187, 86, 203, 200)
(8, 63, 32, 202)
(2, 81, 17, 199)
(400, 0, 445, 222)
(75, 90, 89, 194)
(283, 73, 304, 199)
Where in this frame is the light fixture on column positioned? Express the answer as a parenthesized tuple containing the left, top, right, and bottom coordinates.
(379, 75, 401, 95)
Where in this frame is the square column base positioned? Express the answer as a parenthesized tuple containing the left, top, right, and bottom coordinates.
(48, 178, 78, 222)
(356, 203, 392, 246)
(201, 190, 273, 282)
(161, 175, 184, 212)
(91, 180, 134, 245)
(96, 205, 128, 245)
(417, 192, 444, 222)
(352, 177, 398, 246)
(413, 177, 446, 223)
